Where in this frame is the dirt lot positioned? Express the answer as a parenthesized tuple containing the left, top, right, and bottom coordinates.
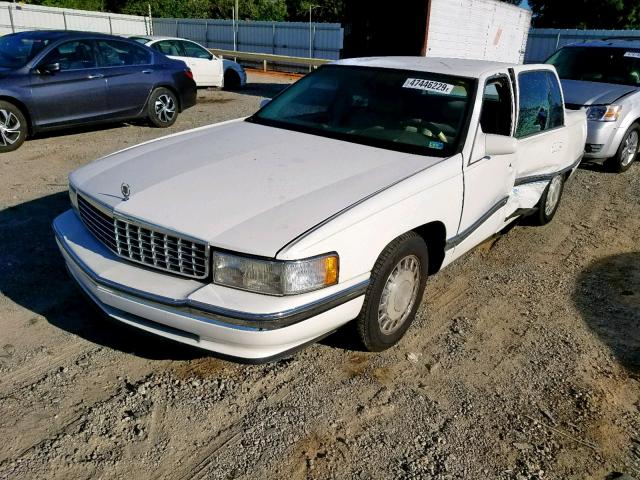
(0, 71, 638, 480)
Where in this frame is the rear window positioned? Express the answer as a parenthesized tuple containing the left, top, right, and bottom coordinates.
(547, 46, 640, 86)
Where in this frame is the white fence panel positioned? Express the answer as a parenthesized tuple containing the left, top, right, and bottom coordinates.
(0, 2, 150, 36)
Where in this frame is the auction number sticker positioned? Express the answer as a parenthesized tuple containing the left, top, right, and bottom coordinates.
(403, 78, 454, 94)
(624, 51, 640, 58)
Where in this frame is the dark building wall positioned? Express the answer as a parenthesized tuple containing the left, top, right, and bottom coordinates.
(342, 0, 429, 58)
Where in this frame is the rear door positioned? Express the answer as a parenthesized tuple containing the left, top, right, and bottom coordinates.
(30, 39, 108, 128)
(96, 39, 156, 118)
(510, 66, 568, 181)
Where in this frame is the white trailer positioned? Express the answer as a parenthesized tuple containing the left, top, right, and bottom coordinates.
(424, 0, 532, 64)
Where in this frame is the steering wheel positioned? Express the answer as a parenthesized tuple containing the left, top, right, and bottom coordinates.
(401, 119, 448, 143)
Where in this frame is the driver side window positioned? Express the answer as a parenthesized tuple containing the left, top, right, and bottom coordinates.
(480, 76, 513, 136)
(40, 40, 97, 71)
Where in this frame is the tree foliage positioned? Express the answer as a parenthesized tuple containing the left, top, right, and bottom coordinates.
(528, 0, 640, 29)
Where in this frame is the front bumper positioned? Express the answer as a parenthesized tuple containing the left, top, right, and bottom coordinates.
(53, 210, 368, 361)
(583, 120, 624, 161)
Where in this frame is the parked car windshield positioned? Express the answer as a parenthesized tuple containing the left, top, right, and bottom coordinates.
(0, 34, 51, 68)
(249, 65, 475, 157)
(547, 46, 640, 86)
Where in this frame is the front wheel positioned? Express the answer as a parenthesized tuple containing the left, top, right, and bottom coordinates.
(530, 174, 565, 226)
(0, 100, 27, 153)
(223, 70, 241, 90)
(147, 88, 178, 128)
(605, 123, 639, 173)
(356, 232, 428, 352)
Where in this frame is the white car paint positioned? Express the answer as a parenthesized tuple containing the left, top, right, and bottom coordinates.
(131, 36, 246, 88)
(54, 57, 587, 361)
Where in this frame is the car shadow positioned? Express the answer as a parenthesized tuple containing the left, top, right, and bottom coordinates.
(577, 161, 614, 174)
(31, 120, 137, 140)
(573, 252, 640, 375)
(0, 192, 205, 361)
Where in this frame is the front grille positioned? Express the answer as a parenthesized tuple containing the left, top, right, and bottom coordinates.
(77, 195, 209, 279)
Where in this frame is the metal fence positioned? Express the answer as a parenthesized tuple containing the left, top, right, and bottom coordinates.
(152, 18, 343, 60)
(0, 1, 151, 36)
(525, 28, 640, 63)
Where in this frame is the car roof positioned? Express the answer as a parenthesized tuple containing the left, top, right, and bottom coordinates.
(565, 39, 640, 49)
(332, 56, 517, 78)
(132, 35, 195, 43)
(8, 30, 124, 41)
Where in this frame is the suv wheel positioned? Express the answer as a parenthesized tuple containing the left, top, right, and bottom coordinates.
(606, 123, 639, 173)
(0, 100, 27, 153)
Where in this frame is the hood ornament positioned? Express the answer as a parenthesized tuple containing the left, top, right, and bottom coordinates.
(121, 182, 131, 201)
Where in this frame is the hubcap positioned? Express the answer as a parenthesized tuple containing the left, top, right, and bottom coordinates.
(621, 130, 638, 167)
(544, 175, 563, 217)
(378, 255, 421, 335)
(154, 94, 176, 123)
(0, 109, 22, 146)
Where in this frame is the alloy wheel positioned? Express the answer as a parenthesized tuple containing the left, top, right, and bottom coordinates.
(154, 94, 176, 123)
(621, 130, 638, 167)
(544, 175, 563, 217)
(0, 109, 22, 146)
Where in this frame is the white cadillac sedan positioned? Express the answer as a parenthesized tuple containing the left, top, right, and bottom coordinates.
(53, 57, 586, 362)
(130, 35, 247, 89)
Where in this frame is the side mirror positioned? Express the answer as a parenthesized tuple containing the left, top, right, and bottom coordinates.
(485, 134, 517, 156)
(259, 98, 271, 109)
(39, 62, 60, 74)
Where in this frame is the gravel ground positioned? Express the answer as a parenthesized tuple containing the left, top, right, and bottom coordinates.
(0, 71, 638, 480)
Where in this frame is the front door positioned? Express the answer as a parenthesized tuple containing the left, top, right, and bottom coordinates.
(178, 40, 223, 87)
(455, 74, 517, 252)
(30, 39, 108, 128)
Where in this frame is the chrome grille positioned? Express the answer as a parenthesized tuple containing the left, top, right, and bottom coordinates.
(77, 195, 209, 279)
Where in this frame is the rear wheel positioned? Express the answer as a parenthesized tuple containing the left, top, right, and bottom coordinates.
(530, 174, 564, 226)
(147, 88, 178, 128)
(0, 100, 27, 153)
(224, 70, 241, 90)
(356, 232, 428, 352)
(605, 123, 639, 173)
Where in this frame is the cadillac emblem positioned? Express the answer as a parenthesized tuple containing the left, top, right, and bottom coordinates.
(121, 182, 131, 201)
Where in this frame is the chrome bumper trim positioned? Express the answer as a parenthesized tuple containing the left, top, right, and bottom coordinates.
(54, 220, 369, 330)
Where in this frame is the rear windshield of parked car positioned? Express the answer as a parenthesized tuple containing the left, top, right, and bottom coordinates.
(249, 65, 475, 157)
(0, 34, 51, 68)
(547, 46, 640, 86)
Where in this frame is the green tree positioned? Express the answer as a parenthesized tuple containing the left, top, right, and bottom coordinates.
(528, 0, 640, 28)
(121, 0, 211, 18)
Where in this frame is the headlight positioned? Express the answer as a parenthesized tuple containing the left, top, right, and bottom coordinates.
(586, 105, 621, 122)
(69, 183, 78, 211)
(212, 251, 339, 295)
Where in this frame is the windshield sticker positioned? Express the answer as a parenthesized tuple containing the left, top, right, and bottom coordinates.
(428, 140, 445, 150)
(624, 51, 640, 58)
(402, 78, 455, 94)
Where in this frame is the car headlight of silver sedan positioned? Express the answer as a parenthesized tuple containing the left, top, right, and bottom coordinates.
(586, 104, 621, 122)
(212, 251, 339, 295)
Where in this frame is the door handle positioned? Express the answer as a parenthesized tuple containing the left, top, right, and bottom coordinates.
(141, 70, 153, 74)
(87, 73, 104, 79)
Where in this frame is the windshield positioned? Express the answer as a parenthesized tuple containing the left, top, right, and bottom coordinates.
(547, 46, 640, 86)
(249, 65, 475, 157)
(0, 34, 51, 68)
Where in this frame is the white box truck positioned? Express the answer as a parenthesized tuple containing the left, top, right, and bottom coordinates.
(424, 0, 532, 63)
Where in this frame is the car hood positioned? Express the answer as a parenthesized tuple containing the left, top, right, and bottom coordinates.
(71, 120, 442, 257)
(561, 79, 638, 106)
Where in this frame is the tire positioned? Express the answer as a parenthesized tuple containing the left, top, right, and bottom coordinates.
(0, 100, 27, 153)
(605, 123, 639, 173)
(147, 88, 178, 128)
(224, 70, 240, 90)
(356, 232, 429, 352)
(530, 174, 565, 226)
